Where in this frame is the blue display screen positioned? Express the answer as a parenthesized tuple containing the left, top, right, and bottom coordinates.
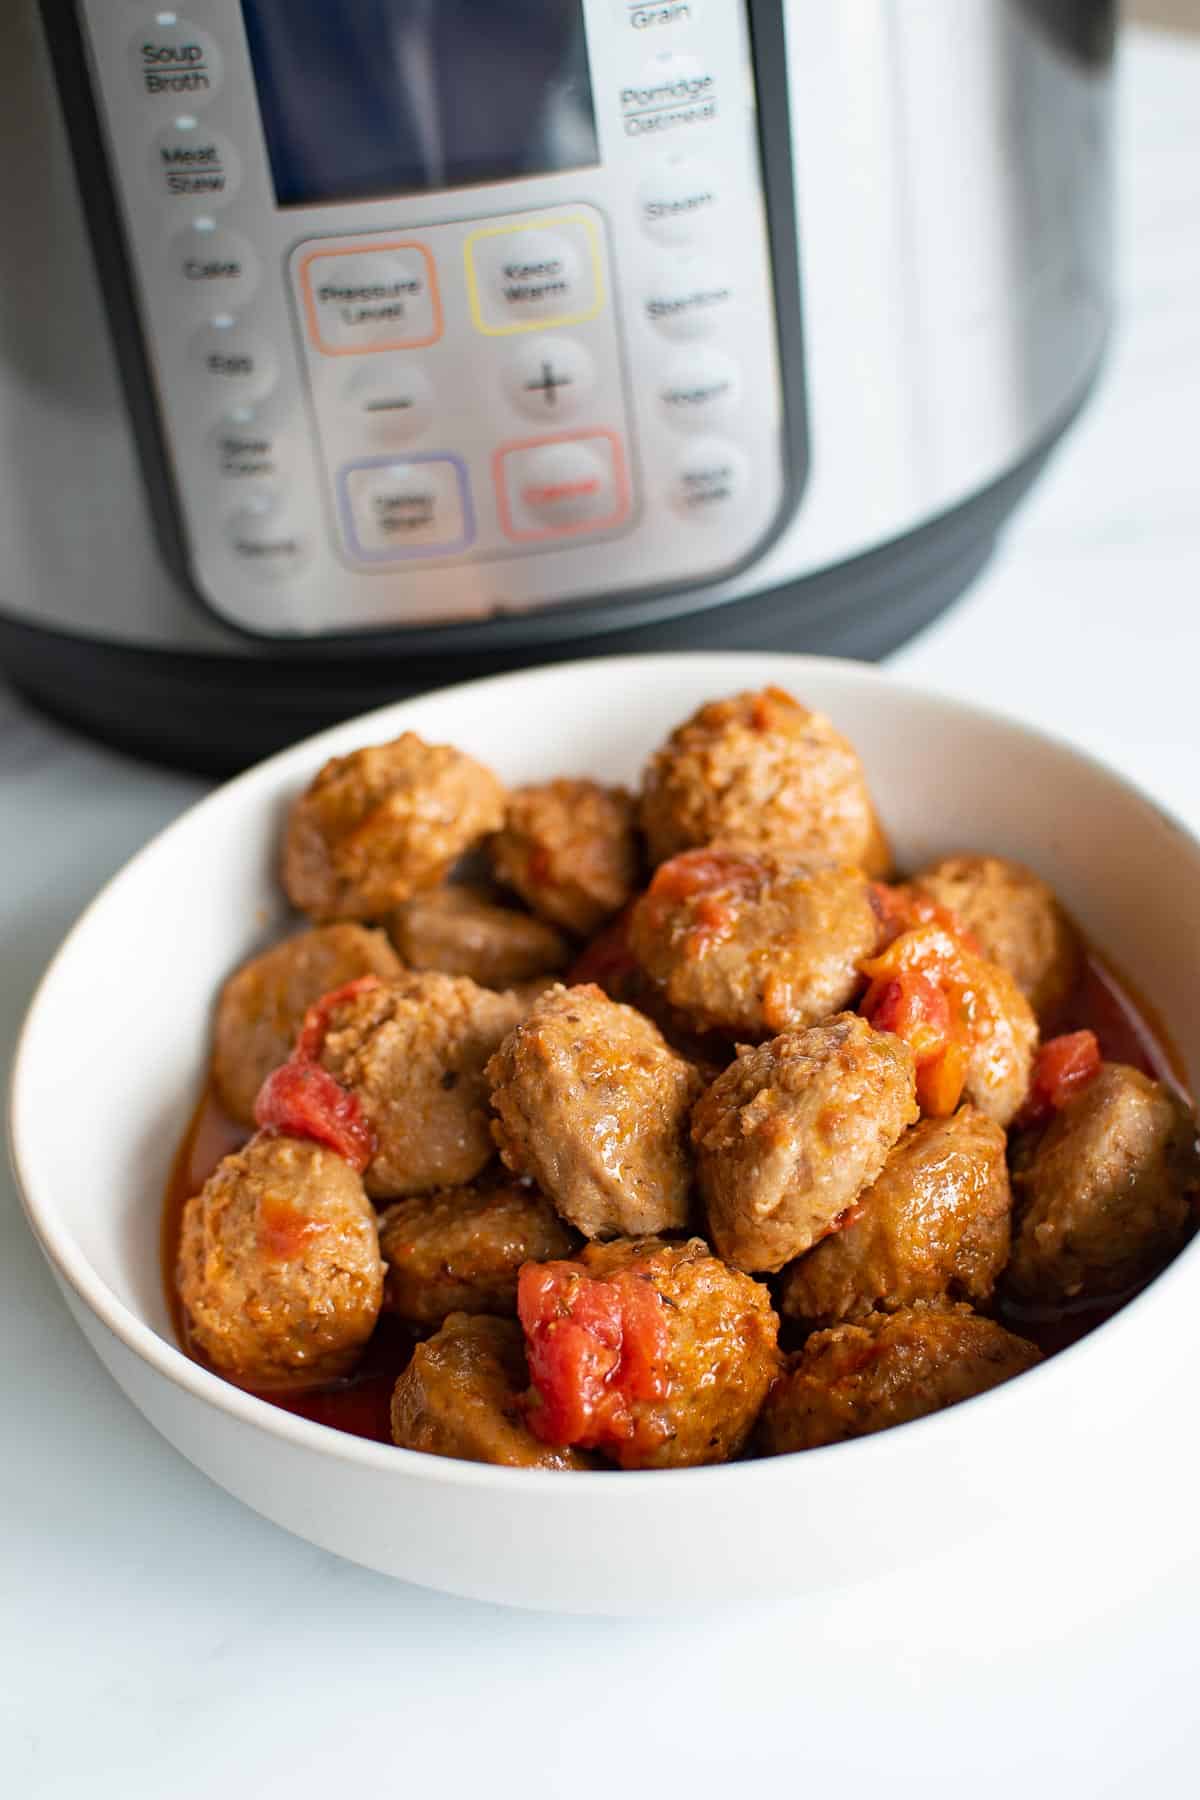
(241, 1, 599, 207)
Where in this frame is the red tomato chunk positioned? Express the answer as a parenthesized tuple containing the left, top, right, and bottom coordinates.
(254, 1060, 376, 1174)
(1020, 1029, 1102, 1127)
(518, 1261, 669, 1457)
(293, 975, 384, 1062)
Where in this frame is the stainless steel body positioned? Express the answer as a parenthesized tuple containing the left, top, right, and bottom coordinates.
(0, 1, 1113, 729)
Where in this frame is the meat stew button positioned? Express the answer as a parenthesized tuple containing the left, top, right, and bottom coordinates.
(148, 121, 240, 212)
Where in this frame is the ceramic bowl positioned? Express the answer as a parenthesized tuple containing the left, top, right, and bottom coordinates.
(11, 653, 1200, 1613)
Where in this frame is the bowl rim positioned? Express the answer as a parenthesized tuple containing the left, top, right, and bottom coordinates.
(10, 648, 1200, 1494)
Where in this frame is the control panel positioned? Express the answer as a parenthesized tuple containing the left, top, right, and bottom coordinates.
(75, 1, 790, 637)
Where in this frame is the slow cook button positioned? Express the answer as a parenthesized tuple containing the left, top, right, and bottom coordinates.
(341, 360, 435, 446)
(300, 245, 441, 353)
(149, 120, 240, 211)
(209, 414, 290, 482)
(643, 256, 733, 338)
(658, 346, 742, 431)
(497, 432, 630, 540)
(637, 152, 719, 245)
(343, 457, 473, 557)
(226, 504, 310, 580)
(669, 437, 749, 519)
(129, 20, 222, 107)
(190, 321, 278, 403)
(169, 223, 258, 306)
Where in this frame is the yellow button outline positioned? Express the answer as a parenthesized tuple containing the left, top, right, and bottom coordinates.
(464, 215, 605, 336)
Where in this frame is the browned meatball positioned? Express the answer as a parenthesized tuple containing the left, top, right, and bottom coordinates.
(390, 1313, 592, 1468)
(758, 1306, 1041, 1453)
(630, 848, 880, 1038)
(489, 779, 638, 937)
(378, 1175, 574, 1326)
(486, 983, 703, 1239)
(282, 733, 505, 922)
(388, 882, 569, 988)
(1007, 1063, 1199, 1305)
(959, 950, 1039, 1126)
(638, 687, 891, 875)
(212, 924, 403, 1125)
(692, 1014, 918, 1273)
(910, 853, 1080, 1020)
(520, 1238, 780, 1469)
(177, 1134, 383, 1385)
(780, 1107, 1012, 1323)
(316, 974, 524, 1199)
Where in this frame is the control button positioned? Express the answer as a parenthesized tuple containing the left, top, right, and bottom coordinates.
(643, 255, 733, 339)
(341, 361, 434, 447)
(466, 217, 603, 335)
(637, 152, 718, 245)
(149, 120, 240, 211)
(209, 412, 290, 482)
(169, 223, 258, 307)
(342, 457, 473, 558)
(621, 51, 717, 141)
(504, 336, 596, 422)
(226, 501, 310, 580)
(668, 437, 749, 520)
(129, 20, 222, 106)
(299, 244, 442, 355)
(495, 431, 630, 541)
(658, 347, 742, 432)
(190, 320, 278, 404)
(617, 0, 698, 31)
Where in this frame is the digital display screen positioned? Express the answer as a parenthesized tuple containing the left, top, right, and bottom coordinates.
(241, 1, 599, 208)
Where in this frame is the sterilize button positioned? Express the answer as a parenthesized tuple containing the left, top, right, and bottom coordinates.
(669, 437, 749, 519)
(169, 222, 258, 307)
(129, 20, 222, 107)
(342, 360, 435, 446)
(342, 457, 473, 557)
(504, 336, 596, 422)
(643, 255, 733, 339)
(658, 346, 742, 431)
(190, 320, 278, 404)
(149, 120, 240, 211)
(637, 152, 719, 245)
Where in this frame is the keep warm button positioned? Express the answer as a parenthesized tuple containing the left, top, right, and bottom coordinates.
(467, 217, 604, 335)
(299, 244, 443, 354)
(496, 431, 631, 541)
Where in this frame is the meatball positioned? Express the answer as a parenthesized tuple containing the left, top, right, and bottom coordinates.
(282, 733, 505, 922)
(1007, 1063, 1199, 1304)
(316, 973, 524, 1199)
(630, 848, 880, 1038)
(489, 779, 638, 938)
(758, 1307, 1041, 1453)
(779, 1107, 1012, 1323)
(519, 1237, 780, 1469)
(212, 924, 403, 1125)
(177, 1134, 383, 1385)
(486, 983, 703, 1239)
(910, 853, 1080, 1019)
(378, 1176, 574, 1326)
(638, 686, 890, 875)
(390, 1313, 592, 1468)
(388, 882, 569, 988)
(693, 1014, 917, 1273)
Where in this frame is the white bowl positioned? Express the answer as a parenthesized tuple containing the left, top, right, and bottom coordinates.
(10, 653, 1200, 1614)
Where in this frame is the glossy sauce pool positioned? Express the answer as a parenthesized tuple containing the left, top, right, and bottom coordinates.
(163, 949, 1192, 1448)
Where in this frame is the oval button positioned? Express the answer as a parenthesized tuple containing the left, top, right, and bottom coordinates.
(149, 121, 240, 212)
(658, 346, 742, 432)
(504, 336, 596, 422)
(643, 256, 733, 339)
(129, 21, 222, 108)
(669, 437, 749, 520)
(341, 360, 435, 446)
(209, 413, 291, 482)
(227, 502, 310, 580)
(638, 153, 719, 244)
(170, 223, 258, 307)
(191, 321, 278, 403)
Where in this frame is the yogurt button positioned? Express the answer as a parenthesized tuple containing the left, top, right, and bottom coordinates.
(129, 21, 222, 107)
(669, 437, 749, 519)
(658, 346, 742, 431)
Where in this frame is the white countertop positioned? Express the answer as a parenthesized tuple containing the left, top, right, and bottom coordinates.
(4, 28, 1200, 1799)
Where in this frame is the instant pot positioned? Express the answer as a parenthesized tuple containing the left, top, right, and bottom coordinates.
(0, 1, 1116, 771)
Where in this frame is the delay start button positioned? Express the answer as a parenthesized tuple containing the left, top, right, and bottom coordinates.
(128, 21, 222, 106)
(342, 456, 474, 558)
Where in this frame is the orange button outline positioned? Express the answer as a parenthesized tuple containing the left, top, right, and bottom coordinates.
(494, 427, 631, 542)
(299, 240, 443, 356)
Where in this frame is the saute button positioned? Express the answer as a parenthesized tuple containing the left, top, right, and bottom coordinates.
(658, 346, 742, 431)
(504, 336, 596, 422)
(170, 223, 258, 307)
(643, 255, 733, 339)
(341, 361, 435, 446)
(668, 437, 748, 519)
(129, 21, 222, 107)
(149, 121, 240, 211)
(227, 502, 310, 579)
(343, 458, 473, 557)
(190, 320, 278, 403)
(637, 152, 719, 245)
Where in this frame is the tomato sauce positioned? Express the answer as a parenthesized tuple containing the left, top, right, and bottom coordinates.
(162, 947, 1191, 1447)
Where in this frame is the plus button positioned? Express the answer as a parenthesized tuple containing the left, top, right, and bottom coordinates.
(523, 359, 575, 409)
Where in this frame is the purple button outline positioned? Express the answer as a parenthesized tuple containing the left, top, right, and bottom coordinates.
(338, 451, 475, 561)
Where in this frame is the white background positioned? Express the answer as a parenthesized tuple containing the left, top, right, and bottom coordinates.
(3, 28, 1199, 1798)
